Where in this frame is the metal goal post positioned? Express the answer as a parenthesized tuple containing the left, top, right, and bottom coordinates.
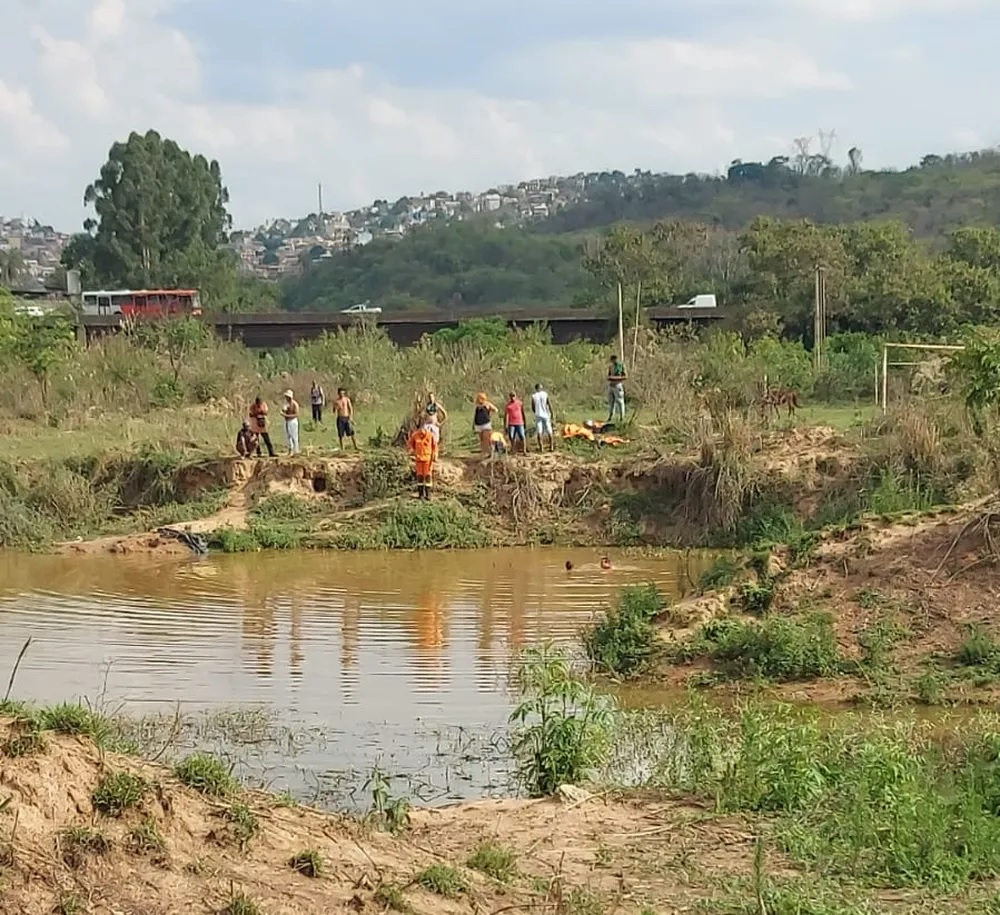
(878, 342, 965, 414)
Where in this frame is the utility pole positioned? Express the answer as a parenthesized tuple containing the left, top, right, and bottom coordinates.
(814, 265, 827, 371)
(317, 183, 323, 217)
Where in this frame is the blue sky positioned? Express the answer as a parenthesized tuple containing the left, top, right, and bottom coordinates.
(2, 0, 999, 230)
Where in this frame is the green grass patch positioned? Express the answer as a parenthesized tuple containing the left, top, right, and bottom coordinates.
(222, 889, 261, 915)
(416, 863, 467, 898)
(91, 771, 148, 817)
(1, 728, 46, 758)
(373, 883, 412, 913)
(224, 802, 260, 849)
(127, 817, 166, 855)
(337, 499, 491, 549)
(36, 703, 109, 741)
(174, 752, 238, 796)
(289, 848, 324, 878)
(60, 826, 111, 868)
(466, 841, 518, 882)
(956, 625, 1000, 674)
(675, 613, 842, 682)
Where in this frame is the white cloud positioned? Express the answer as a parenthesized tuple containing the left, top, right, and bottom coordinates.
(779, 0, 987, 21)
(504, 39, 851, 101)
(1, 0, 998, 229)
(0, 79, 68, 156)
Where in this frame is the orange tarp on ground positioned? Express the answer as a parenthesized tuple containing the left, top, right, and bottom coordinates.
(560, 423, 628, 446)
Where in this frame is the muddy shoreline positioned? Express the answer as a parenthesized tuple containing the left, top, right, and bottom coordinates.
(40, 425, 862, 557)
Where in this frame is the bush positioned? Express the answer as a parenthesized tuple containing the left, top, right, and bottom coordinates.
(685, 613, 842, 682)
(509, 644, 614, 796)
(698, 555, 740, 591)
(582, 584, 665, 677)
(289, 848, 323, 878)
(661, 701, 1000, 887)
(957, 625, 1000, 673)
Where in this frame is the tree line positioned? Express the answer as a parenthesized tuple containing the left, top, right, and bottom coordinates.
(539, 148, 1000, 236)
(51, 128, 1000, 337)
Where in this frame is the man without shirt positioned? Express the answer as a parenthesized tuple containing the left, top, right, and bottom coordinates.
(335, 388, 359, 451)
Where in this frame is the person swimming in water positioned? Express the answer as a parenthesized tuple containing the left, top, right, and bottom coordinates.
(600, 556, 612, 571)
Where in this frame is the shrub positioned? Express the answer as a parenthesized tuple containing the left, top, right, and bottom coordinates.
(582, 584, 665, 677)
(957, 625, 1000, 672)
(509, 644, 614, 796)
(685, 613, 841, 682)
(698, 555, 740, 592)
(663, 701, 1000, 887)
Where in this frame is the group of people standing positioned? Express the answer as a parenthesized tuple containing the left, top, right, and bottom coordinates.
(234, 355, 628, 506)
(471, 383, 556, 456)
(235, 382, 358, 458)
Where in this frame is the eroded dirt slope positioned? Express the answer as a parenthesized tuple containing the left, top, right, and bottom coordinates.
(0, 719, 763, 914)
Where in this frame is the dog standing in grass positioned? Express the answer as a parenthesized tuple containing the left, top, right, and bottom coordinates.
(758, 386, 800, 422)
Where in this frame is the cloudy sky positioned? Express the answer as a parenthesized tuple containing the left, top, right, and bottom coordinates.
(2, 0, 998, 231)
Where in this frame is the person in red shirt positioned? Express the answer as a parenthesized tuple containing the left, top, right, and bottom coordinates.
(407, 422, 439, 499)
(505, 391, 526, 455)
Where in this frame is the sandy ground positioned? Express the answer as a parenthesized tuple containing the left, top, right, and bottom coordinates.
(658, 497, 1000, 703)
(0, 719, 763, 915)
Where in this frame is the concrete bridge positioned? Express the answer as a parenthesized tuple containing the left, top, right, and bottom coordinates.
(79, 306, 722, 348)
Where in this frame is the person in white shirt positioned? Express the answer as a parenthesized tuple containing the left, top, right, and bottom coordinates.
(531, 383, 555, 452)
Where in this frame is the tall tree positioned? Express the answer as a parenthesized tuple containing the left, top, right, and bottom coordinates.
(0, 249, 25, 286)
(65, 129, 233, 290)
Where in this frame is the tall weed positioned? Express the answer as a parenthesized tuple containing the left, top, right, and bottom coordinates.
(509, 644, 614, 796)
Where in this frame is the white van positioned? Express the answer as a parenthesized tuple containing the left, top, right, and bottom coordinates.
(679, 294, 717, 309)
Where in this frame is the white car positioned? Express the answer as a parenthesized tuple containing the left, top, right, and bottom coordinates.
(678, 294, 717, 309)
(340, 302, 382, 314)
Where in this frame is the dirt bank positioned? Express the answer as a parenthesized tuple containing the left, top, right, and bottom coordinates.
(52, 425, 865, 557)
(657, 499, 1000, 705)
(0, 717, 763, 914)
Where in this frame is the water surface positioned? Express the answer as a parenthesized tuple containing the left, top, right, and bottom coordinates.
(0, 547, 709, 805)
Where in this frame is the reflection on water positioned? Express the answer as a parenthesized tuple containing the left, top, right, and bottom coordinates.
(0, 547, 712, 806)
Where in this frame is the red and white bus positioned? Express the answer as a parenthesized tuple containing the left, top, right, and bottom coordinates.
(81, 289, 202, 317)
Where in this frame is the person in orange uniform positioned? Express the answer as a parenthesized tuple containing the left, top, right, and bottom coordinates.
(407, 421, 439, 500)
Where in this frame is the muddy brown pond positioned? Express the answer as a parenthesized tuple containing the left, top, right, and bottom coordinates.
(0, 548, 712, 808)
